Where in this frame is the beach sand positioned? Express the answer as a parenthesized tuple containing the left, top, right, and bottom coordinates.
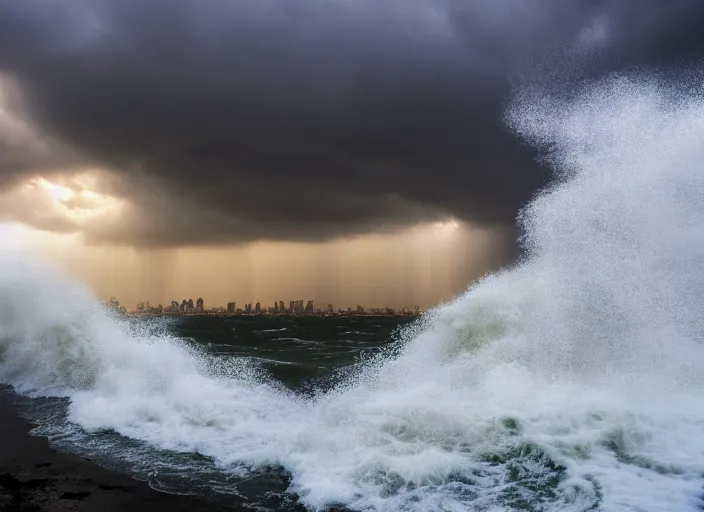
(0, 390, 240, 511)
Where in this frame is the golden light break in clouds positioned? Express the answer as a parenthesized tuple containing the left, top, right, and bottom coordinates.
(1, 73, 516, 310)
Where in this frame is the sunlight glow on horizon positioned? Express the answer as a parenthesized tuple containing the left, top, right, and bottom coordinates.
(3, 214, 512, 311)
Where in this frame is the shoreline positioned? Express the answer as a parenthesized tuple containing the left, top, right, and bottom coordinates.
(0, 389, 240, 511)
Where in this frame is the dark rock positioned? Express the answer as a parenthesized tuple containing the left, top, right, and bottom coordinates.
(60, 490, 92, 500)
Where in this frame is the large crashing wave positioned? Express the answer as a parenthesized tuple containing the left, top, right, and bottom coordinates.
(2, 74, 704, 511)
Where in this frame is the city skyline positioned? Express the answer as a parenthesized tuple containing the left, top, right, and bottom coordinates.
(129, 296, 423, 314)
(113, 295, 422, 317)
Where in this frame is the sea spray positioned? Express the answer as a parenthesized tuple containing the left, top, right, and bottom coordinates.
(1, 73, 704, 511)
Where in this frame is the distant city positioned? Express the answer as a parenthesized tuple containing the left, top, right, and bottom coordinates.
(102, 297, 424, 317)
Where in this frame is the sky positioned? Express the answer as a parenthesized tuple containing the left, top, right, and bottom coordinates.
(1, 1, 703, 309)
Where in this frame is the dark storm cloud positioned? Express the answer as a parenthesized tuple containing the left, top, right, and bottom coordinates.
(0, 0, 703, 246)
(0, 76, 82, 188)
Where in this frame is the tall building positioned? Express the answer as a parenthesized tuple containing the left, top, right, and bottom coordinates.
(289, 300, 295, 313)
(327, 303, 334, 314)
(279, 301, 285, 314)
(305, 300, 314, 314)
(196, 297, 204, 312)
(227, 302, 236, 313)
(254, 302, 261, 314)
(103, 297, 127, 315)
(187, 298, 194, 311)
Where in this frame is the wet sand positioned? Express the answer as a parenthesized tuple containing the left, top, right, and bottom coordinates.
(0, 390, 239, 511)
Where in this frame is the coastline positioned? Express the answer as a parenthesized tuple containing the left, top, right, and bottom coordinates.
(0, 390, 239, 511)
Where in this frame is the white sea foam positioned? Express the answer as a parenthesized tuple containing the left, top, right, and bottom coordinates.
(2, 74, 704, 511)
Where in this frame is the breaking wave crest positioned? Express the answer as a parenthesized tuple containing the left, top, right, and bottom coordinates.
(2, 73, 704, 511)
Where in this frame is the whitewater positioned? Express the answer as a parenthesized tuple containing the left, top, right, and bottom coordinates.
(2, 73, 704, 511)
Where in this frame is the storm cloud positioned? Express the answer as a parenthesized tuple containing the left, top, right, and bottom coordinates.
(0, 0, 703, 247)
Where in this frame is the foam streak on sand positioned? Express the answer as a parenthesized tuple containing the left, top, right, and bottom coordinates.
(1, 74, 704, 511)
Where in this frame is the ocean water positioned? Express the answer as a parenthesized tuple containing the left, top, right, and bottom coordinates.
(1, 72, 704, 511)
(1, 315, 417, 509)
